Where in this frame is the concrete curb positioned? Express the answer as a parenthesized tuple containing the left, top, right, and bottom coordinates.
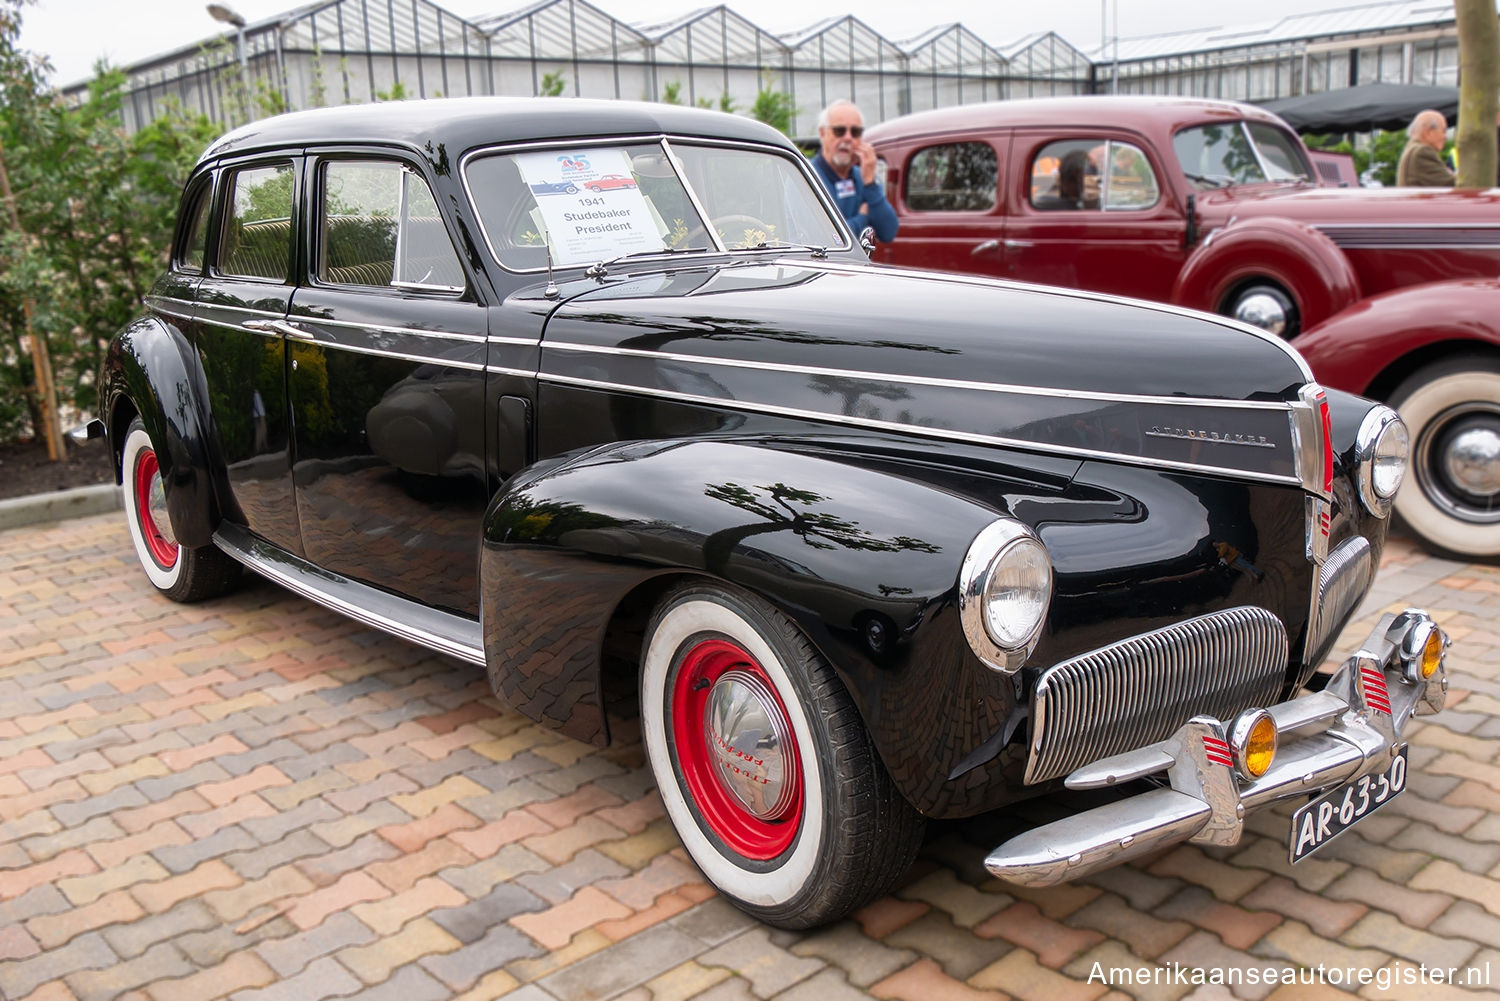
(0, 483, 122, 532)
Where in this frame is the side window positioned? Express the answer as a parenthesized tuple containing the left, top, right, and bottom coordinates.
(1030, 140, 1099, 211)
(905, 142, 998, 212)
(176, 182, 211, 272)
(1102, 142, 1161, 210)
(320, 161, 465, 292)
(1029, 139, 1160, 212)
(219, 164, 294, 280)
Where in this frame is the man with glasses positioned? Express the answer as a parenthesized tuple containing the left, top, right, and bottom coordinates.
(812, 100, 898, 243)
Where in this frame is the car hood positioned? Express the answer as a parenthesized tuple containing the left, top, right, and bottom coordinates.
(1196, 182, 1500, 226)
(538, 261, 1312, 485)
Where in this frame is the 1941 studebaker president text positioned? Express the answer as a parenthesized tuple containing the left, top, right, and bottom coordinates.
(868, 96, 1500, 560)
(91, 98, 1450, 929)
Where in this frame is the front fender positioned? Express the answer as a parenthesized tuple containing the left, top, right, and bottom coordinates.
(1173, 217, 1361, 331)
(1294, 278, 1500, 398)
(102, 315, 221, 548)
(478, 437, 1037, 817)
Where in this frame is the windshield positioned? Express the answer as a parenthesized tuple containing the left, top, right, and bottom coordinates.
(464, 139, 845, 271)
(1172, 121, 1314, 190)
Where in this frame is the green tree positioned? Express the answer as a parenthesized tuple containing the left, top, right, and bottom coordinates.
(661, 80, 683, 105)
(749, 71, 795, 136)
(538, 71, 566, 97)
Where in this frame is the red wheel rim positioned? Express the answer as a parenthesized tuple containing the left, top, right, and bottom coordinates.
(133, 448, 177, 569)
(671, 638, 803, 859)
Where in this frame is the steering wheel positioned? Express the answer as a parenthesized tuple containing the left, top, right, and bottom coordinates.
(681, 214, 775, 249)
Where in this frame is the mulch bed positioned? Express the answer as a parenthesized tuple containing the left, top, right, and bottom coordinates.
(0, 438, 116, 501)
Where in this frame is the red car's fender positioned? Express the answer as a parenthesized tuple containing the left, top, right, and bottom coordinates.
(1293, 278, 1500, 398)
(1172, 217, 1361, 332)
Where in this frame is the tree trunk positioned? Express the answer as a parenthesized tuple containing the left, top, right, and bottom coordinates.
(1455, 0, 1500, 188)
(0, 134, 64, 461)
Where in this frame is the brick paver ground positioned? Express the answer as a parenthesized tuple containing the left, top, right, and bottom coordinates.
(2, 513, 1497, 1001)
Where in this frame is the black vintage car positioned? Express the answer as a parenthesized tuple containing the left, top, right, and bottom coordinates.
(94, 98, 1448, 929)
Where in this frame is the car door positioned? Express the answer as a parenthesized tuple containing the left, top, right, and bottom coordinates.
(194, 154, 305, 557)
(882, 136, 1008, 276)
(1004, 130, 1186, 303)
(286, 154, 490, 616)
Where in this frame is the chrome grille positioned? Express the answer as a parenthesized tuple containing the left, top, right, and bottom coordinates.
(1299, 536, 1374, 685)
(1026, 607, 1288, 784)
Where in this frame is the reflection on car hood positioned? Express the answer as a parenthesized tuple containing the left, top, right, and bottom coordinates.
(1197, 182, 1500, 226)
(539, 261, 1313, 486)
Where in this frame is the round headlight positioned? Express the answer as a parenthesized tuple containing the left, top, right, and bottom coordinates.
(1357, 407, 1408, 516)
(958, 519, 1053, 674)
(1371, 417, 1409, 499)
(983, 536, 1052, 649)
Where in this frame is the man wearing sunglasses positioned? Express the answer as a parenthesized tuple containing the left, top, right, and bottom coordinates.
(812, 100, 899, 244)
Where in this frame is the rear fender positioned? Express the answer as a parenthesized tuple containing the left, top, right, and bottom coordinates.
(102, 315, 221, 548)
(1293, 278, 1500, 399)
(479, 437, 1032, 815)
(1173, 217, 1361, 331)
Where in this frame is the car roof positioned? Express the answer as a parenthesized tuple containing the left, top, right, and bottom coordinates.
(864, 95, 1291, 143)
(199, 97, 796, 165)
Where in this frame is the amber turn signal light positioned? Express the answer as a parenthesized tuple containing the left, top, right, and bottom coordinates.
(1420, 627, 1443, 679)
(1228, 709, 1277, 781)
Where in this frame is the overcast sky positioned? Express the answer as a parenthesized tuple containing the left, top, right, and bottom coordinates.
(22, 0, 1335, 88)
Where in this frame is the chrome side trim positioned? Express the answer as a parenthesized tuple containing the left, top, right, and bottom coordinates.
(540, 372, 1307, 488)
(297, 339, 486, 371)
(1027, 606, 1288, 785)
(213, 524, 485, 666)
(790, 259, 1317, 384)
(544, 341, 1297, 412)
(486, 365, 538, 378)
(295, 314, 490, 343)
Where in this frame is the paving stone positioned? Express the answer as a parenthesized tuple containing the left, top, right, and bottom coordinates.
(228, 955, 363, 1001)
(536, 924, 706, 1001)
(141, 950, 277, 1001)
(868, 958, 1005, 1001)
(788, 919, 919, 988)
(1342, 910, 1479, 971)
(422, 921, 546, 990)
(336, 916, 461, 984)
(226, 828, 335, 881)
(884, 910, 1013, 981)
(255, 911, 377, 977)
(64, 940, 194, 1001)
(428, 881, 547, 943)
(0, 931, 117, 1000)
(153, 824, 259, 874)
(100, 899, 219, 959)
(1069, 892, 1195, 960)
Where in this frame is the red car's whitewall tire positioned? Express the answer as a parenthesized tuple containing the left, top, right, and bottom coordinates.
(1391, 359, 1500, 559)
(120, 417, 240, 602)
(640, 583, 923, 928)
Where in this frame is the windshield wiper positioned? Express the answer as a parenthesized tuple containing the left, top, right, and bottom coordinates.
(584, 244, 713, 279)
(1183, 172, 1233, 189)
(750, 240, 827, 258)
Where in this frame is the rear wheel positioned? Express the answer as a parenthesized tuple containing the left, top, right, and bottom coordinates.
(1390, 357, 1500, 558)
(121, 417, 240, 602)
(640, 583, 924, 929)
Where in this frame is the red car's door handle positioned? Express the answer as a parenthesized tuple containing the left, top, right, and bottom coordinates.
(1003, 239, 1033, 251)
(972, 239, 1001, 256)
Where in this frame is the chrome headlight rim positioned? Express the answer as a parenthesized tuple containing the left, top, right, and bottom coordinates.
(1356, 406, 1408, 518)
(958, 518, 1052, 675)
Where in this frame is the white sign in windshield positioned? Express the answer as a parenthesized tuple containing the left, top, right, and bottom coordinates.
(512, 148, 664, 265)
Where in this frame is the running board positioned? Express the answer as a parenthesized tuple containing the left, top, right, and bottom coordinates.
(213, 523, 486, 666)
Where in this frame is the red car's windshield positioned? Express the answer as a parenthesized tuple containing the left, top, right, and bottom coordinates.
(1172, 121, 1314, 190)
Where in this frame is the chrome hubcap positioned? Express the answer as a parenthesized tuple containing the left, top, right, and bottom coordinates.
(147, 470, 176, 546)
(1232, 292, 1288, 337)
(703, 669, 797, 820)
(1442, 426, 1500, 498)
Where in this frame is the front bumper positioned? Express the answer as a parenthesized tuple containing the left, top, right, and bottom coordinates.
(985, 609, 1448, 887)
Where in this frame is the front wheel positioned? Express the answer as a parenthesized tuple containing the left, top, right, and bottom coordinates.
(121, 417, 241, 602)
(640, 583, 924, 929)
(1390, 357, 1500, 558)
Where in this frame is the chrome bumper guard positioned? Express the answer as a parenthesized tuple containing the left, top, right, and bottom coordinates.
(985, 609, 1448, 887)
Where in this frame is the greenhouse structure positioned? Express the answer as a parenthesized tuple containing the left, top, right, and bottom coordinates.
(74, 0, 1473, 136)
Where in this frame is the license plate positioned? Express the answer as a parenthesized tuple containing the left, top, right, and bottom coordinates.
(1289, 745, 1407, 863)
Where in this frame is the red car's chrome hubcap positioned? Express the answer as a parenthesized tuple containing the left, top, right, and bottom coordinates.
(672, 638, 802, 859)
(133, 449, 177, 569)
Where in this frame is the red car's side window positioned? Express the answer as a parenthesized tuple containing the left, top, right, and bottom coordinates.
(904, 142, 998, 212)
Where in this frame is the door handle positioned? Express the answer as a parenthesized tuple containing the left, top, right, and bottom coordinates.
(243, 318, 313, 340)
(971, 239, 1000, 256)
(1003, 239, 1034, 251)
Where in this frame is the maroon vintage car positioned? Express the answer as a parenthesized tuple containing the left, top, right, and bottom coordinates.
(868, 96, 1500, 559)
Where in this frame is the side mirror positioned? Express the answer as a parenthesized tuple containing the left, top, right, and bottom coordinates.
(860, 226, 876, 257)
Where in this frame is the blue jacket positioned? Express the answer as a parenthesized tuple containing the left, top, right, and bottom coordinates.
(812, 153, 899, 243)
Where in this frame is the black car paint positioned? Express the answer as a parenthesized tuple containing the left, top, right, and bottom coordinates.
(107, 99, 1382, 821)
